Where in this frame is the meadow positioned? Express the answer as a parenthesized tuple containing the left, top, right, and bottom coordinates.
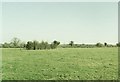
(2, 48, 118, 80)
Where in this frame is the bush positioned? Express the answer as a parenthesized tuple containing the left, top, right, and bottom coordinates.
(26, 41, 33, 50)
(96, 43, 103, 47)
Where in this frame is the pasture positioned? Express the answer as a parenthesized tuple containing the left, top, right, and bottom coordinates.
(2, 48, 118, 80)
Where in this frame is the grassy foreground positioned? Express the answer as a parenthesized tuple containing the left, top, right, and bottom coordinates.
(2, 48, 118, 80)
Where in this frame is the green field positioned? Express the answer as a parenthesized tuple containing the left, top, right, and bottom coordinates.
(2, 48, 118, 80)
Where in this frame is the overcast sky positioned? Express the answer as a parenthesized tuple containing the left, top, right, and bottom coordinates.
(1, 2, 118, 44)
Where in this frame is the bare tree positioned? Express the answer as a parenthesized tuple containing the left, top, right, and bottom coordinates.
(11, 37, 21, 48)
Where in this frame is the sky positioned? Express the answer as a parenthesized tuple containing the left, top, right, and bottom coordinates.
(1, 0, 119, 2)
(1, 2, 118, 44)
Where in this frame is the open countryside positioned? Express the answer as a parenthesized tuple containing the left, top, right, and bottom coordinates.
(2, 2, 118, 80)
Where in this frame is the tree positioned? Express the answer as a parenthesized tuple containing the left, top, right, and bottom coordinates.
(11, 37, 21, 48)
(116, 42, 120, 47)
(26, 41, 33, 50)
(40, 41, 46, 49)
(2, 42, 10, 48)
(69, 41, 74, 47)
(51, 40, 60, 49)
(104, 42, 107, 46)
(96, 43, 103, 47)
(20, 42, 26, 49)
(46, 44, 51, 49)
(44, 41, 50, 49)
(33, 40, 39, 50)
(53, 40, 60, 45)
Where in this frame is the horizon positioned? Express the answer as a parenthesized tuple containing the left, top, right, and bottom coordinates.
(2, 2, 118, 44)
(0, 37, 118, 45)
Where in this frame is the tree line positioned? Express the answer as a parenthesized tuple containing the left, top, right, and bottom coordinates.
(26, 40, 60, 50)
(0, 38, 60, 50)
(0, 37, 120, 50)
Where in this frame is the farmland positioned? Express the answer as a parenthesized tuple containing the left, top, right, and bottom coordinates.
(2, 48, 118, 80)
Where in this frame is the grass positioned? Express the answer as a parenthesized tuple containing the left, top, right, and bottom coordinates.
(2, 48, 118, 80)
